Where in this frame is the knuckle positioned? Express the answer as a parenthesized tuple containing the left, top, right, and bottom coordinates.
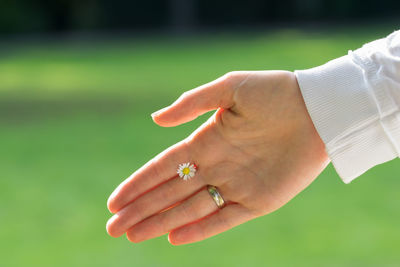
(222, 71, 237, 87)
(224, 71, 239, 80)
(180, 91, 190, 99)
(181, 198, 200, 221)
(128, 201, 146, 223)
(158, 212, 170, 232)
(159, 181, 175, 204)
(221, 71, 250, 101)
(178, 90, 197, 109)
(223, 71, 245, 84)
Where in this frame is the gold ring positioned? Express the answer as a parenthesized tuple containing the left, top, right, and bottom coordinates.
(207, 185, 226, 209)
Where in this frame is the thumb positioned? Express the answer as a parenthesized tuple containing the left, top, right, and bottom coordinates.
(151, 74, 236, 127)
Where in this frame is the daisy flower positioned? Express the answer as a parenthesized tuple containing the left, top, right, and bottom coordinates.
(177, 162, 196, 181)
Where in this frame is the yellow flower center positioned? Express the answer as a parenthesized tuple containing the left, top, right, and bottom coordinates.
(182, 167, 190, 175)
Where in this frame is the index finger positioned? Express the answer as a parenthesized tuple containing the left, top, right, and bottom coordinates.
(107, 140, 192, 213)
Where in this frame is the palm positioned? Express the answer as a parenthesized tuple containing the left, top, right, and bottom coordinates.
(106, 71, 329, 245)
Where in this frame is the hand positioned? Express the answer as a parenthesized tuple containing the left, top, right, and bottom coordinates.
(106, 71, 330, 245)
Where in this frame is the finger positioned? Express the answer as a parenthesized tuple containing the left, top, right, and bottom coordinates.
(126, 188, 219, 243)
(106, 172, 205, 238)
(168, 204, 254, 245)
(107, 140, 191, 213)
(151, 73, 237, 127)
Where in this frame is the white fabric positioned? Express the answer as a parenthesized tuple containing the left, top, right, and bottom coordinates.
(295, 30, 400, 183)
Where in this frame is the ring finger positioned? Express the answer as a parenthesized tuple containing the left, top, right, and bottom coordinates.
(126, 187, 226, 243)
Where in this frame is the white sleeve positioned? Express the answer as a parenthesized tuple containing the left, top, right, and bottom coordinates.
(295, 30, 400, 183)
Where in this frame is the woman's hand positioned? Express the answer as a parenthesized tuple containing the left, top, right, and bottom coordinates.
(106, 71, 330, 245)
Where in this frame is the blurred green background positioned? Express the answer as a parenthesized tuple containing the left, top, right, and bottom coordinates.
(1, 27, 400, 267)
(1, 1, 400, 266)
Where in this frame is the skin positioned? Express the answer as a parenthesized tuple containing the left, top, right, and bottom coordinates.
(106, 71, 330, 245)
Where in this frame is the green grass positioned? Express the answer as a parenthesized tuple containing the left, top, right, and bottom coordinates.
(1, 27, 400, 266)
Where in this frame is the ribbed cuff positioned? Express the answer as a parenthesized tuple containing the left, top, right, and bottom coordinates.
(295, 55, 398, 183)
